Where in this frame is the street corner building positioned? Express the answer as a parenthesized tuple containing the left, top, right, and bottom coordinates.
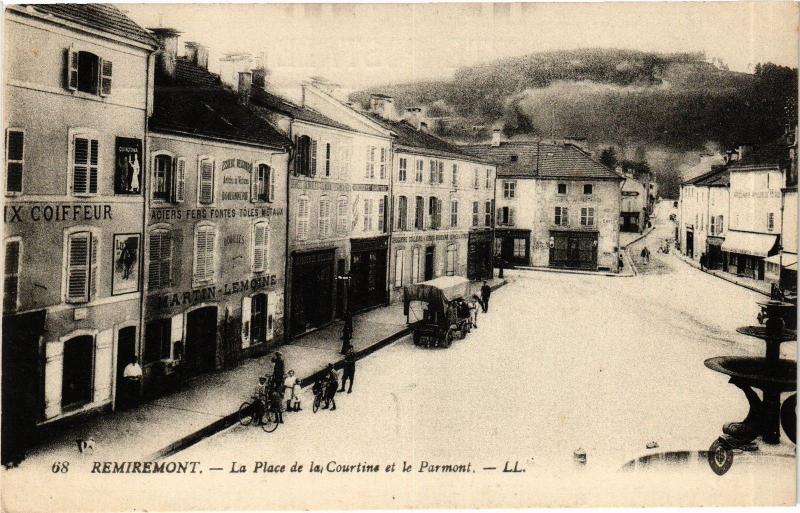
(2, 4, 159, 447)
(142, 30, 290, 397)
(461, 132, 623, 272)
(356, 96, 497, 304)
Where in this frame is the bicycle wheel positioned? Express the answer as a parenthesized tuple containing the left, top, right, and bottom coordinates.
(313, 395, 321, 413)
(238, 401, 253, 426)
(261, 409, 279, 433)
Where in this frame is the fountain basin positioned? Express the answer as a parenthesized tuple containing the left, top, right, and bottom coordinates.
(704, 356, 796, 390)
(736, 326, 797, 343)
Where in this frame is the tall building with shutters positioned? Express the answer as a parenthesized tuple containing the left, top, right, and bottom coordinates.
(2, 4, 159, 438)
(142, 32, 290, 396)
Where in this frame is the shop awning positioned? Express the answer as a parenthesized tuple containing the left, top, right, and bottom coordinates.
(721, 231, 778, 257)
(765, 252, 798, 270)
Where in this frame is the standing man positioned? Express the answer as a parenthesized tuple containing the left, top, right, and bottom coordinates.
(121, 356, 143, 410)
(700, 252, 707, 271)
(323, 363, 338, 411)
(340, 348, 356, 394)
(480, 281, 492, 313)
(271, 352, 285, 392)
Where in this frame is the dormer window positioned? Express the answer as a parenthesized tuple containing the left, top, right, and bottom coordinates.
(66, 47, 113, 96)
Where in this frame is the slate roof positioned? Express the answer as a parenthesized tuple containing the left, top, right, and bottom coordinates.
(24, 4, 159, 48)
(150, 59, 291, 150)
(694, 165, 730, 187)
(364, 114, 491, 164)
(728, 143, 792, 171)
(250, 88, 353, 132)
(460, 140, 622, 180)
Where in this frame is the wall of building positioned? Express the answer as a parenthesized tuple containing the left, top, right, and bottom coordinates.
(4, 10, 153, 423)
(143, 133, 287, 393)
(729, 168, 783, 235)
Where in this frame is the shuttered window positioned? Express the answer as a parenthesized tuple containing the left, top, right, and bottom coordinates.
(252, 222, 269, 272)
(153, 154, 172, 200)
(6, 129, 24, 194)
(198, 158, 214, 204)
(99, 58, 113, 96)
(66, 231, 97, 303)
(399, 158, 407, 182)
(394, 248, 405, 288)
(297, 196, 310, 240)
(452, 164, 458, 188)
(174, 158, 186, 202)
(363, 199, 372, 231)
(472, 201, 479, 227)
(446, 245, 456, 276)
(379, 147, 386, 179)
(319, 196, 331, 238)
(366, 146, 376, 179)
(310, 139, 318, 177)
(415, 196, 424, 230)
(378, 196, 386, 233)
(415, 159, 424, 182)
(148, 229, 172, 290)
(336, 196, 348, 234)
(65, 48, 111, 96)
(411, 247, 421, 283)
(193, 225, 216, 283)
(397, 196, 408, 231)
(450, 200, 458, 227)
(72, 135, 99, 196)
(4, 240, 20, 313)
(253, 164, 270, 203)
(325, 143, 331, 177)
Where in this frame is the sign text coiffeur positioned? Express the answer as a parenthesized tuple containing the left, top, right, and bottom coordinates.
(5, 204, 113, 223)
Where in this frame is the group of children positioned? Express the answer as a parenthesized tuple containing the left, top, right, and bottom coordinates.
(253, 370, 302, 425)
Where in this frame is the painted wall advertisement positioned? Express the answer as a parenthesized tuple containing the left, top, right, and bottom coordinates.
(115, 137, 143, 195)
(112, 233, 140, 295)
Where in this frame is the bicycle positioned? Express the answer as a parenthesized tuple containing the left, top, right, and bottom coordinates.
(311, 380, 325, 413)
(237, 396, 280, 432)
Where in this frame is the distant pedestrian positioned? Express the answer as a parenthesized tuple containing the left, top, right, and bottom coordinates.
(480, 281, 492, 313)
(700, 252, 707, 271)
(284, 369, 296, 411)
(340, 348, 356, 394)
(640, 246, 650, 264)
(323, 363, 338, 410)
(271, 352, 285, 391)
(268, 388, 284, 424)
(121, 356, 143, 410)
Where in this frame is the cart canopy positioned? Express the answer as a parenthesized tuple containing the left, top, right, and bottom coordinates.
(403, 276, 470, 313)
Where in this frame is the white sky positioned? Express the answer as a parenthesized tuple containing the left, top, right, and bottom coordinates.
(121, 2, 799, 90)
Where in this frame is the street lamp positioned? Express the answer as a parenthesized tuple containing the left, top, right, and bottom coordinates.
(337, 273, 353, 354)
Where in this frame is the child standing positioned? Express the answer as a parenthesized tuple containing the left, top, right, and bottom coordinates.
(291, 378, 302, 412)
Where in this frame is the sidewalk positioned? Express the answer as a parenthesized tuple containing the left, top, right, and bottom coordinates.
(12, 277, 506, 469)
(673, 251, 771, 296)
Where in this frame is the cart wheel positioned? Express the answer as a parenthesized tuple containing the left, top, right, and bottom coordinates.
(413, 333, 420, 345)
(781, 393, 796, 444)
(238, 401, 254, 426)
(707, 438, 734, 476)
(261, 410, 279, 433)
(313, 395, 321, 413)
(444, 328, 455, 348)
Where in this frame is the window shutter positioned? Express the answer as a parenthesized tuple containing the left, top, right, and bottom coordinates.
(99, 58, 113, 96)
(175, 158, 186, 202)
(4, 240, 20, 313)
(438, 162, 444, 184)
(205, 229, 215, 280)
(310, 139, 318, 177)
(6, 130, 24, 193)
(563, 207, 569, 226)
(160, 231, 172, 286)
(394, 248, 404, 288)
(73, 137, 88, 194)
(241, 296, 252, 349)
(89, 139, 99, 194)
(509, 207, 515, 226)
(199, 160, 214, 204)
(44, 341, 64, 419)
(268, 166, 275, 202)
(251, 166, 258, 203)
(67, 232, 90, 302)
(93, 329, 113, 402)
(253, 223, 266, 272)
(148, 231, 162, 289)
(90, 233, 98, 299)
(365, 146, 371, 178)
(380, 147, 386, 179)
(66, 46, 78, 91)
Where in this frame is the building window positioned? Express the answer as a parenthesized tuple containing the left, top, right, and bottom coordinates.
(4, 239, 20, 313)
(718, 215, 724, 234)
(513, 238, 526, 258)
(555, 206, 569, 226)
(193, 224, 216, 284)
(363, 198, 373, 231)
(450, 199, 458, 228)
(66, 48, 112, 96)
(499, 206, 515, 226)
(71, 133, 99, 196)
(485, 169, 491, 188)
(397, 196, 408, 231)
(325, 143, 331, 177)
(366, 146, 376, 179)
(429, 160, 437, 184)
(144, 318, 171, 364)
(379, 147, 386, 179)
(297, 195, 310, 240)
(250, 293, 267, 344)
(252, 221, 270, 272)
(472, 201, 479, 227)
(446, 244, 456, 276)
(318, 196, 331, 238)
(484, 201, 492, 227)
(148, 229, 172, 290)
(452, 164, 459, 188)
(336, 195, 348, 234)
(710, 215, 717, 235)
(580, 207, 595, 226)
(414, 196, 424, 230)
(768, 212, 775, 232)
(557, 183, 567, 195)
(429, 196, 441, 229)
(399, 158, 407, 182)
(503, 180, 515, 199)
(583, 184, 593, 195)
(415, 159, 424, 182)
(253, 163, 273, 202)
(394, 248, 405, 288)
(411, 246, 421, 283)
(473, 168, 479, 189)
(5, 129, 24, 194)
(65, 230, 98, 303)
(197, 158, 215, 205)
(379, 196, 387, 233)
(295, 135, 317, 177)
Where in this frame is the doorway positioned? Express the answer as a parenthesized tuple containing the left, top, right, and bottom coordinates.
(114, 326, 137, 410)
(686, 230, 694, 258)
(62, 335, 94, 410)
(424, 246, 435, 281)
(185, 306, 218, 374)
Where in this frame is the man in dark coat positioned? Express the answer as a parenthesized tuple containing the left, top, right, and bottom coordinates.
(271, 352, 285, 391)
(480, 281, 492, 313)
(340, 348, 356, 394)
(323, 364, 338, 410)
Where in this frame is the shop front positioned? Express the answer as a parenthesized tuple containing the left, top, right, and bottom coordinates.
(468, 229, 494, 280)
(549, 230, 598, 271)
(290, 249, 335, 336)
(706, 236, 725, 270)
(350, 236, 388, 312)
(620, 212, 641, 233)
(721, 230, 779, 280)
(495, 229, 531, 267)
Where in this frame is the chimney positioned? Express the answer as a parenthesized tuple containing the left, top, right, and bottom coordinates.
(564, 135, 588, 152)
(251, 67, 268, 89)
(149, 27, 181, 78)
(184, 42, 209, 70)
(419, 121, 429, 132)
(369, 94, 397, 120)
(491, 128, 502, 147)
(218, 52, 253, 89)
(737, 143, 753, 161)
(402, 107, 423, 130)
(238, 71, 252, 105)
